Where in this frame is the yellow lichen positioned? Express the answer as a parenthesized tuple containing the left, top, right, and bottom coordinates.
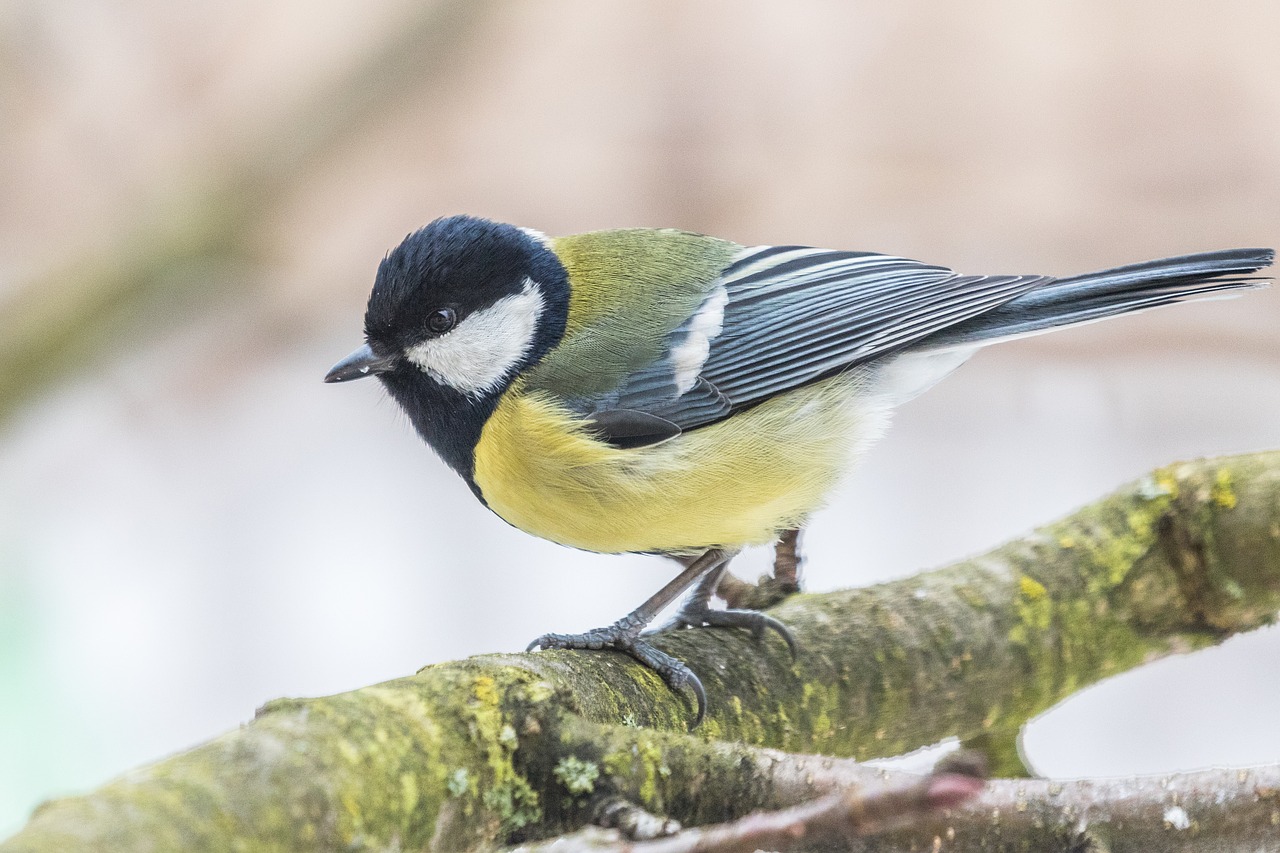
(1019, 575, 1047, 601)
(1154, 468, 1181, 498)
(473, 676, 500, 706)
(400, 772, 419, 815)
(1010, 574, 1053, 647)
(1211, 468, 1238, 509)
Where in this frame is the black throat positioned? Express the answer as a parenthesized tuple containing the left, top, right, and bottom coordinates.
(361, 216, 572, 501)
(378, 369, 498, 500)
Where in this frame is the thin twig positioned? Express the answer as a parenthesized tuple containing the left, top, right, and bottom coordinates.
(513, 763, 985, 853)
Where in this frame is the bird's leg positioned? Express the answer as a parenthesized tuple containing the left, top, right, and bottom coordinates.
(716, 528, 805, 611)
(527, 548, 731, 726)
(652, 556, 798, 659)
(772, 527, 803, 592)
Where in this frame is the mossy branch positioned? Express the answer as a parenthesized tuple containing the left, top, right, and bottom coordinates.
(3, 450, 1278, 851)
(513, 746, 1280, 853)
(511, 753, 988, 852)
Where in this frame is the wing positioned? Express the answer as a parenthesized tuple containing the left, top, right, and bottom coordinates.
(552, 243, 1051, 446)
(522, 228, 740, 404)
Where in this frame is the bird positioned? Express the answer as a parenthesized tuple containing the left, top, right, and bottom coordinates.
(326, 214, 1272, 725)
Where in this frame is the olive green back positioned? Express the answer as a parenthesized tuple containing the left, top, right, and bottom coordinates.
(523, 229, 740, 399)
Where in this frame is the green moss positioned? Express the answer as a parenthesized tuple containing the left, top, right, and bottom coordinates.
(798, 681, 836, 750)
(698, 716, 724, 741)
(458, 670, 548, 837)
(481, 778, 541, 833)
(552, 756, 599, 795)
(13, 452, 1280, 850)
(1065, 472, 1177, 598)
(400, 772, 419, 816)
(601, 748, 632, 781)
(525, 681, 558, 704)
(962, 729, 1029, 778)
(551, 651, 690, 732)
(637, 739, 668, 805)
(600, 736, 670, 810)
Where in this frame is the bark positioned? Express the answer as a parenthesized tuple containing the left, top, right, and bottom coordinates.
(508, 758, 987, 853)
(511, 746, 1280, 853)
(3, 450, 1278, 851)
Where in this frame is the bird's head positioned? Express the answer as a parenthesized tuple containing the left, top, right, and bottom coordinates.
(325, 215, 570, 478)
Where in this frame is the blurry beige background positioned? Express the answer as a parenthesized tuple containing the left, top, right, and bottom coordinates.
(2, 0, 1279, 836)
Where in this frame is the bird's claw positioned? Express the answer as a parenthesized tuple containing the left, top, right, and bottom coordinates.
(526, 625, 707, 728)
(650, 606, 798, 661)
(527, 628, 614, 652)
(624, 638, 707, 728)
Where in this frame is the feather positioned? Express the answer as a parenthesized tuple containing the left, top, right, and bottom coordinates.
(532, 235, 1272, 449)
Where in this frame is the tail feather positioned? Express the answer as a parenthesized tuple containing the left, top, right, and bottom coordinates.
(919, 248, 1274, 350)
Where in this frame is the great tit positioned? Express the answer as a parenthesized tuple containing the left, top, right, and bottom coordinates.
(326, 215, 1272, 724)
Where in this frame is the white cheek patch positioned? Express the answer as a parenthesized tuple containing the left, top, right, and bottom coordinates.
(405, 279, 544, 397)
(670, 285, 728, 395)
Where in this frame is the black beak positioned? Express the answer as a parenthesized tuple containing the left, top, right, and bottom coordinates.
(324, 344, 398, 383)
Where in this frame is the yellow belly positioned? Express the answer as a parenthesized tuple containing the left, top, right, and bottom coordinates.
(472, 373, 887, 554)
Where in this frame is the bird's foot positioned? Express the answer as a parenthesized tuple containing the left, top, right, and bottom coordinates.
(527, 619, 707, 727)
(652, 599, 798, 661)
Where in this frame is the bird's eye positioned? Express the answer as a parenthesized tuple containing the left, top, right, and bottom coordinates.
(427, 308, 457, 334)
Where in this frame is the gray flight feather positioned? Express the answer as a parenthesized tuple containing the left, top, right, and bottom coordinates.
(566, 242, 1272, 448)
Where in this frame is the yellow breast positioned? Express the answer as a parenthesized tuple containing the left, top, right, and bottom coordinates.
(471, 373, 886, 554)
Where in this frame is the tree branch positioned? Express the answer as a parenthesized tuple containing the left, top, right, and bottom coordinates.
(527, 722, 1280, 851)
(523, 745, 1280, 852)
(510, 756, 986, 852)
(3, 450, 1278, 850)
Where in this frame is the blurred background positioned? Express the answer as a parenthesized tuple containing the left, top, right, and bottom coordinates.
(2, 0, 1279, 835)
